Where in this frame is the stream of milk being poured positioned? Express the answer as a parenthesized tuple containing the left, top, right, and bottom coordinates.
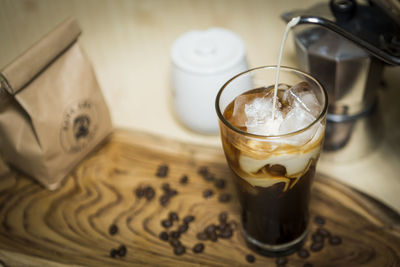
(271, 16, 301, 121)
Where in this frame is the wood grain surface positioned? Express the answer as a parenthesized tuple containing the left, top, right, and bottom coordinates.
(0, 129, 399, 267)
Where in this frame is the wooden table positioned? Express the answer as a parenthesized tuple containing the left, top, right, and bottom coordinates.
(1, 0, 400, 214)
(0, 130, 399, 266)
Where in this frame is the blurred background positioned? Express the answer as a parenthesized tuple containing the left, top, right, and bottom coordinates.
(1, 0, 399, 212)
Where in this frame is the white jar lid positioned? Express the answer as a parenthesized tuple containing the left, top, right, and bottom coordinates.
(171, 28, 246, 75)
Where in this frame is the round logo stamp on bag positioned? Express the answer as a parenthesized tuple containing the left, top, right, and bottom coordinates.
(60, 99, 98, 153)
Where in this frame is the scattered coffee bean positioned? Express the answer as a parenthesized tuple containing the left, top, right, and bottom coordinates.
(159, 231, 169, 241)
(135, 187, 145, 198)
(303, 263, 313, 267)
(208, 231, 218, 242)
(179, 175, 189, 184)
(310, 242, 324, 252)
(192, 243, 205, 253)
(317, 227, 330, 237)
(161, 182, 170, 191)
(169, 212, 179, 222)
(276, 257, 288, 265)
(198, 166, 209, 176)
(169, 239, 181, 248)
(178, 224, 188, 233)
(110, 248, 118, 258)
(168, 189, 178, 197)
(183, 215, 195, 224)
(329, 235, 342, 245)
(203, 189, 214, 198)
(219, 212, 228, 223)
(196, 232, 208, 240)
(297, 248, 310, 259)
(118, 245, 127, 257)
(156, 164, 169, 178)
(173, 245, 186, 256)
(218, 193, 231, 203)
(109, 224, 118, 235)
(314, 215, 326, 225)
(312, 233, 324, 243)
(144, 186, 155, 201)
(159, 195, 170, 206)
(246, 254, 255, 263)
(170, 231, 181, 239)
(205, 224, 216, 234)
(218, 222, 228, 232)
(220, 228, 233, 239)
(161, 219, 173, 229)
(214, 178, 226, 189)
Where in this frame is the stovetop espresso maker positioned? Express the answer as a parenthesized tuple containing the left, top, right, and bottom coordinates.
(282, 0, 400, 160)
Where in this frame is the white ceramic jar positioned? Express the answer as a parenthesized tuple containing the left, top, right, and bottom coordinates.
(171, 28, 249, 134)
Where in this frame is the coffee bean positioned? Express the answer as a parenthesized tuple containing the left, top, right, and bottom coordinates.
(173, 245, 186, 256)
(170, 231, 181, 239)
(192, 243, 205, 253)
(156, 164, 169, 178)
(205, 224, 216, 234)
(178, 224, 188, 233)
(144, 186, 155, 201)
(310, 242, 324, 252)
(214, 178, 226, 189)
(169, 239, 181, 248)
(161, 219, 173, 229)
(312, 233, 324, 243)
(297, 248, 310, 258)
(218, 212, 228, 223)
(169, 212, 179, 222)
(179, 175, 188, 184)
(135, 187, 144, 198)
(276, 257, 288, 265)
(196, 232, 208, 240)
(208, 231, 218, 242)
(168, 189, 178, 197)
(303, 263, 313, 267)
(317, 227, 330, 237)
(218, 222, 228, 232)
(159, 195, 170, 206)
(110, 248, 118, 258)
(220, 229, 233, 239)
(159, 231, 169, 241)
(245, 254, 255, 263)
(118, 245, 127, 257)
(218, 193, 231, 203)
(183, 215, 195, 224)
(198, 166, 209, 176)
(161, 182, 170, 192)
(108, 224, 118, 235)
(314, 215, 326, 225)
(329, 235, 342, 245)
(203, 189, 214, 198)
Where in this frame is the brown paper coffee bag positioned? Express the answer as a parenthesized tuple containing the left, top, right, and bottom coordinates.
(0, 18, 112, 190)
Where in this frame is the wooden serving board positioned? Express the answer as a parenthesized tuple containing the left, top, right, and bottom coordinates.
(0, 129, 399, 267)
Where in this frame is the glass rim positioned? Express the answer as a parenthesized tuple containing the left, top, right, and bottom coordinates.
(215, 65, 328, 139)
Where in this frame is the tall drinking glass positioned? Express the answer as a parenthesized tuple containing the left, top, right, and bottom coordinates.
(216, 66, 328, 256)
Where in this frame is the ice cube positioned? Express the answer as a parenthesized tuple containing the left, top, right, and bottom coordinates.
(283, 82, 321, 117)
(229, 91, 267, 128)
(278, 106, 318, 145)
(244, 97, 284, 135)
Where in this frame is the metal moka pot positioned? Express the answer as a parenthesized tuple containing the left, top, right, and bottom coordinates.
(282, 0, 400, 160)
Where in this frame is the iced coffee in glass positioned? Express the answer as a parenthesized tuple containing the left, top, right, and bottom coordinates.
(216, 66, 327, 256)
